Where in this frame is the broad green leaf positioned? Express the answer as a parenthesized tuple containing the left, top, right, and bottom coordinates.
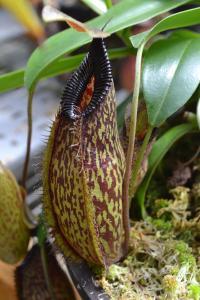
(143, 38, 200, 126)
(169, 29, 200, 40)
(81, 0, 107, 14)
(136, 122, 197, 218)
(130, 7, 200, 48)
(0, 47, 133, 94)
(25, 0, 191, 91)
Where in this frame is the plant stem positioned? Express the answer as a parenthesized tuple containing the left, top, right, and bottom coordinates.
(21, 90, 39, 228)
(22, 90, 34, 189)
(122, 42, 145, 254)
(105, 0, 112, 9)
(117, 30, 131, 48)
(40, 243, 56, 300)
(129, 126, 153, 202)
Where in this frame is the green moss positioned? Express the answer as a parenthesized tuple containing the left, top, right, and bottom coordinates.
(192, 183, 200, 201)
(177, 230, 194, 243)
(97, 182, 200, 299)
(106, 265, 129, 282)
(153, 199, 169, 212)
(175, 241, 196, 269)
(188, 284, 200, 300)
(170, 186, 190, 203)
(151, 218, 172, 233)
(175, 240, 188, 253)
(145, 177, 168, 215)
(170, 266, 180, 276)
(162, 275, 178, 294)
(179, 252, 196, 269)
(90, 264, 105, 278)
(98, 217, 200, 300)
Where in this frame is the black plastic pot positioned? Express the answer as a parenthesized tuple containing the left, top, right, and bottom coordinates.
(67, 261, 110, 300)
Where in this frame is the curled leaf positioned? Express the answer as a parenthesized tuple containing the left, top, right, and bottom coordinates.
(42, 5, 110, 38)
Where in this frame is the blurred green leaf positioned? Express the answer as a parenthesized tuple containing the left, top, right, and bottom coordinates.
(0, 47, 133, 94)
(25, 0, 191, 91)
(130, 7, 200, 48)
(105, 0, 112, 9)
(143, 37, 200, 126)
(169, 29, 200, 40)
(136, 123, 197, 218)
(0, 69, 24, 93)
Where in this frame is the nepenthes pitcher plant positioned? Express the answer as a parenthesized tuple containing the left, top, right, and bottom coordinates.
(43, 37, 130, 267)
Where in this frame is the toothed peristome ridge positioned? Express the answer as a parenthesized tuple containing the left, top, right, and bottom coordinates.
(43, 39, 125, 267)
(60, 38, 112, 120)
(0, 162, 30, 264)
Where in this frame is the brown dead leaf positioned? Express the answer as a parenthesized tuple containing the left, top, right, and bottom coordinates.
(42, 5, 110, 38)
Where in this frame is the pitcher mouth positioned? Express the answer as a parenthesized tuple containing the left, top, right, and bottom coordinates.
(60, 38, 112, 121)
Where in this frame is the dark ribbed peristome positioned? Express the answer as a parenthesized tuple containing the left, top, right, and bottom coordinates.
(60, 38, 112, 120)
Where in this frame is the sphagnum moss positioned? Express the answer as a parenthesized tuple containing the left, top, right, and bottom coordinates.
(96, 186, 200, 300)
